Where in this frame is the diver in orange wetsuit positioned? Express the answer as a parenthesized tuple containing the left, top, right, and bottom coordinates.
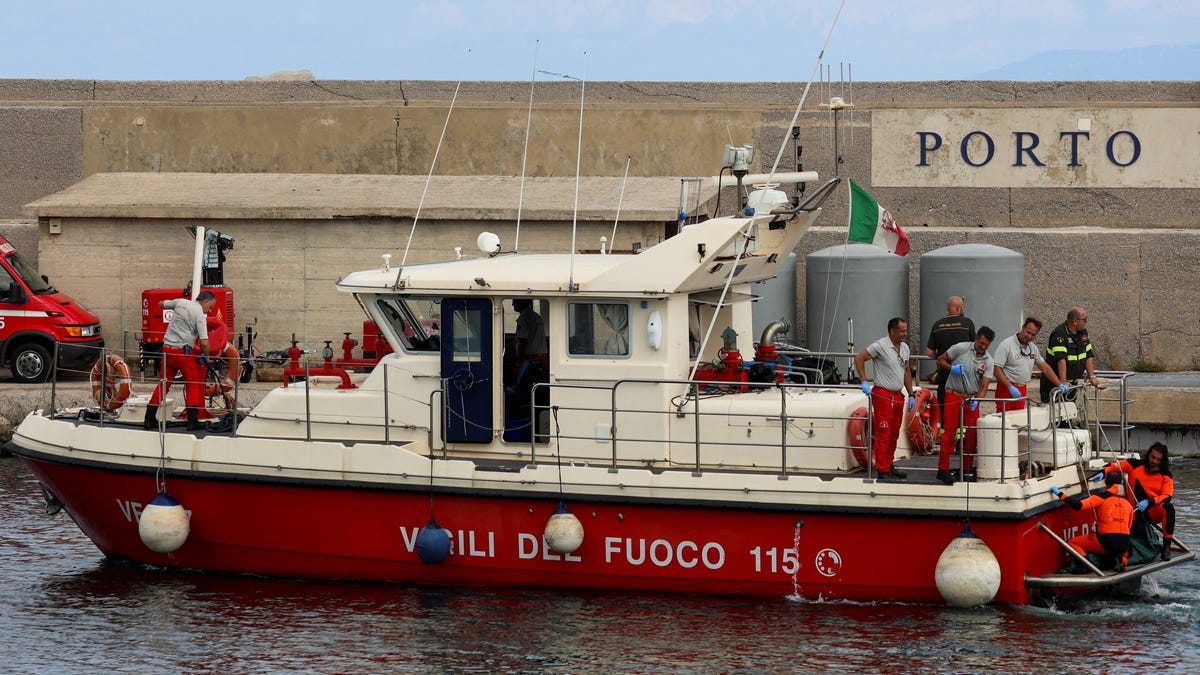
(1051, 471, 1135, 571)
(1100, 441, 1176, 561)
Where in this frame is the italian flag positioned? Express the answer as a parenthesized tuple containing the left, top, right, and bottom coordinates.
(848, 179, 910, 256)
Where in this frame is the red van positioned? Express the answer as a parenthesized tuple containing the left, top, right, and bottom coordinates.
(0, 235, 103, 382)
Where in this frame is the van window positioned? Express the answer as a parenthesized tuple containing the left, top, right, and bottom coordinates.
(568, 303, 629, 356)
(5, 251, 52, 294)
(0, 267, 15, 304)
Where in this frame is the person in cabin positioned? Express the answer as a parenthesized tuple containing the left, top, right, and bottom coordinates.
(1097, 442, 1177, 561)
(144, 290, 217, 432)
(853, 317, 915, 481)
(1041, 306, 1099, 402)
(991, 317, 1070, 412)
(935, 326, 995, 484)
(513, 298, 547, 360)
(1050, 470, 1136, 571)
(925, 296, 975, 437)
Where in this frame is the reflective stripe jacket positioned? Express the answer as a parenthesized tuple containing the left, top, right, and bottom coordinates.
(1044, 321, 1094, 382)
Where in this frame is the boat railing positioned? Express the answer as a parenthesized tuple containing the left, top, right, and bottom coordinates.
(1080, 370, 1135, 457)
(529, 377, 914, 476)
(525, 374, 1127, 481)
(41, 342, 1132, 475)
(768, 347, 940, 386)
(43, 341, 253, 432)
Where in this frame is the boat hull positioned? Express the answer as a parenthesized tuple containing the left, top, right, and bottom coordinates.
(19, 453, 1087, 605)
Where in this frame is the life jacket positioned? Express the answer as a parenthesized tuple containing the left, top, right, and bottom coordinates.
(1088, 488, 1135, 535)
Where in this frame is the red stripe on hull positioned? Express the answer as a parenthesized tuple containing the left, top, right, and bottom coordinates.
(22, 457, 1089, 605)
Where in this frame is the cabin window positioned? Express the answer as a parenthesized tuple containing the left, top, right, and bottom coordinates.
(449, 306, 483, 362)
(568, 302, 629, 356)
(373, 298, 440, 352)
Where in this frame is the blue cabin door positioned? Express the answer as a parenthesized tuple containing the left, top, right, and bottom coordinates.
(441, 298, 493, 443)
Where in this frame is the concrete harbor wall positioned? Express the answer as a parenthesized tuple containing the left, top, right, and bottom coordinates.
(1, 79, 1198, 371)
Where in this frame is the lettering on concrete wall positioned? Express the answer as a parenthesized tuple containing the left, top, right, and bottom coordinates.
(914, 129, 1140, 168)
(872, 108, 1199, 188)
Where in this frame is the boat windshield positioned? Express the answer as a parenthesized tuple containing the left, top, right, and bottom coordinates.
(373, 297, 441, 352)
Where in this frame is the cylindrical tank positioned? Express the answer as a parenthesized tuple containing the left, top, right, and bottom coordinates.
(752, 252, 796, 337)
(976, 413, 1020, 480)
(806, 244, 909, 381)
(919, 244, 1024, 378)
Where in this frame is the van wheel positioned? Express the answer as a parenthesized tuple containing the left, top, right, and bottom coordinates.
(11, 343, 51, 383)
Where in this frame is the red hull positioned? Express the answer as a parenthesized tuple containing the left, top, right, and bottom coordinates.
(22, 456, 1087, 605)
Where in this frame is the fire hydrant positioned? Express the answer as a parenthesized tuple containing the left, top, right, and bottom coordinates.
(286, 340, 302, 370)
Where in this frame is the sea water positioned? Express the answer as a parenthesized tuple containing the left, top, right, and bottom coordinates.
(1, 457, 1197, 673)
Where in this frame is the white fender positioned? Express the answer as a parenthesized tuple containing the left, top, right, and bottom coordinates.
(935, 524, 1001, 607)
(138, 492, 190, 553)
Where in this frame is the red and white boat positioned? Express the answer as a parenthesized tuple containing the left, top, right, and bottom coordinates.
(9, 173, 1191, 606)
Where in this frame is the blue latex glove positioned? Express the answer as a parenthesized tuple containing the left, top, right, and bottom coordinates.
(1136, 499, 1151, 512)
(1008, 385, 1021, 399)
(860, 382, 872, 396)
(1057, 384, 1071, 393)
(197, 355, 209, 367)
(968, 400, 979, 412)
(949, 364, 965, 375)
(1049, 486, 1063, 497)
(908, 396, 916, 411)
(1090, 471, 1105, 483)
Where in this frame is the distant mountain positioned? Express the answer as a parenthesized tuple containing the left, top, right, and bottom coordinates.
(979, 44, 1200, 80)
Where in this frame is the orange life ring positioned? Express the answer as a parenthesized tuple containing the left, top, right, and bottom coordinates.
(906, 389, 937, 454)
(203, 342, 241, 397)
(90, 354, 133, 411)
(848, 406, 869, 468)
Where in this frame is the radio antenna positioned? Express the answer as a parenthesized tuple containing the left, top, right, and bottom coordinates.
(399, 49, 470, 275)
(514, 41, 538, 253)
(766, 0, 845, 184)
(568, 52, 586, 292)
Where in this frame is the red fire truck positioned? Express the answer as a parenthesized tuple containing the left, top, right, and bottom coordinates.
(0, 234, 103, 382)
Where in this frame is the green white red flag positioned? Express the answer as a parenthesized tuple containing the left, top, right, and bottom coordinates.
(848, 179, 910, 256)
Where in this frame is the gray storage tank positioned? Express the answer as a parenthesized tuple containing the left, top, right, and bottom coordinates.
(806, 244, 909, 380)
(919, 244, 1024, 377)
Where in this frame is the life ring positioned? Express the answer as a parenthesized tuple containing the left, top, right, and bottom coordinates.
(848, 406, 869, 468)
(90, 354, 133, 411)
(203, 342, 241, 398)
(906, 388, 937, 455)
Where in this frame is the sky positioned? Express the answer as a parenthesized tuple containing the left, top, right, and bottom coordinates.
(2, 0, 1197, 82)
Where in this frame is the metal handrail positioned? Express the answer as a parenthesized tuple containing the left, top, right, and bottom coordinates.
(525, 377, 869, 474)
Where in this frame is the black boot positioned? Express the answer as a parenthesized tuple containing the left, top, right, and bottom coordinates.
(936, 469, 956, 485)
(143, 404, 159, 430)
(1162, 541, 1173, 561)
(186, 407, 203, 432)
